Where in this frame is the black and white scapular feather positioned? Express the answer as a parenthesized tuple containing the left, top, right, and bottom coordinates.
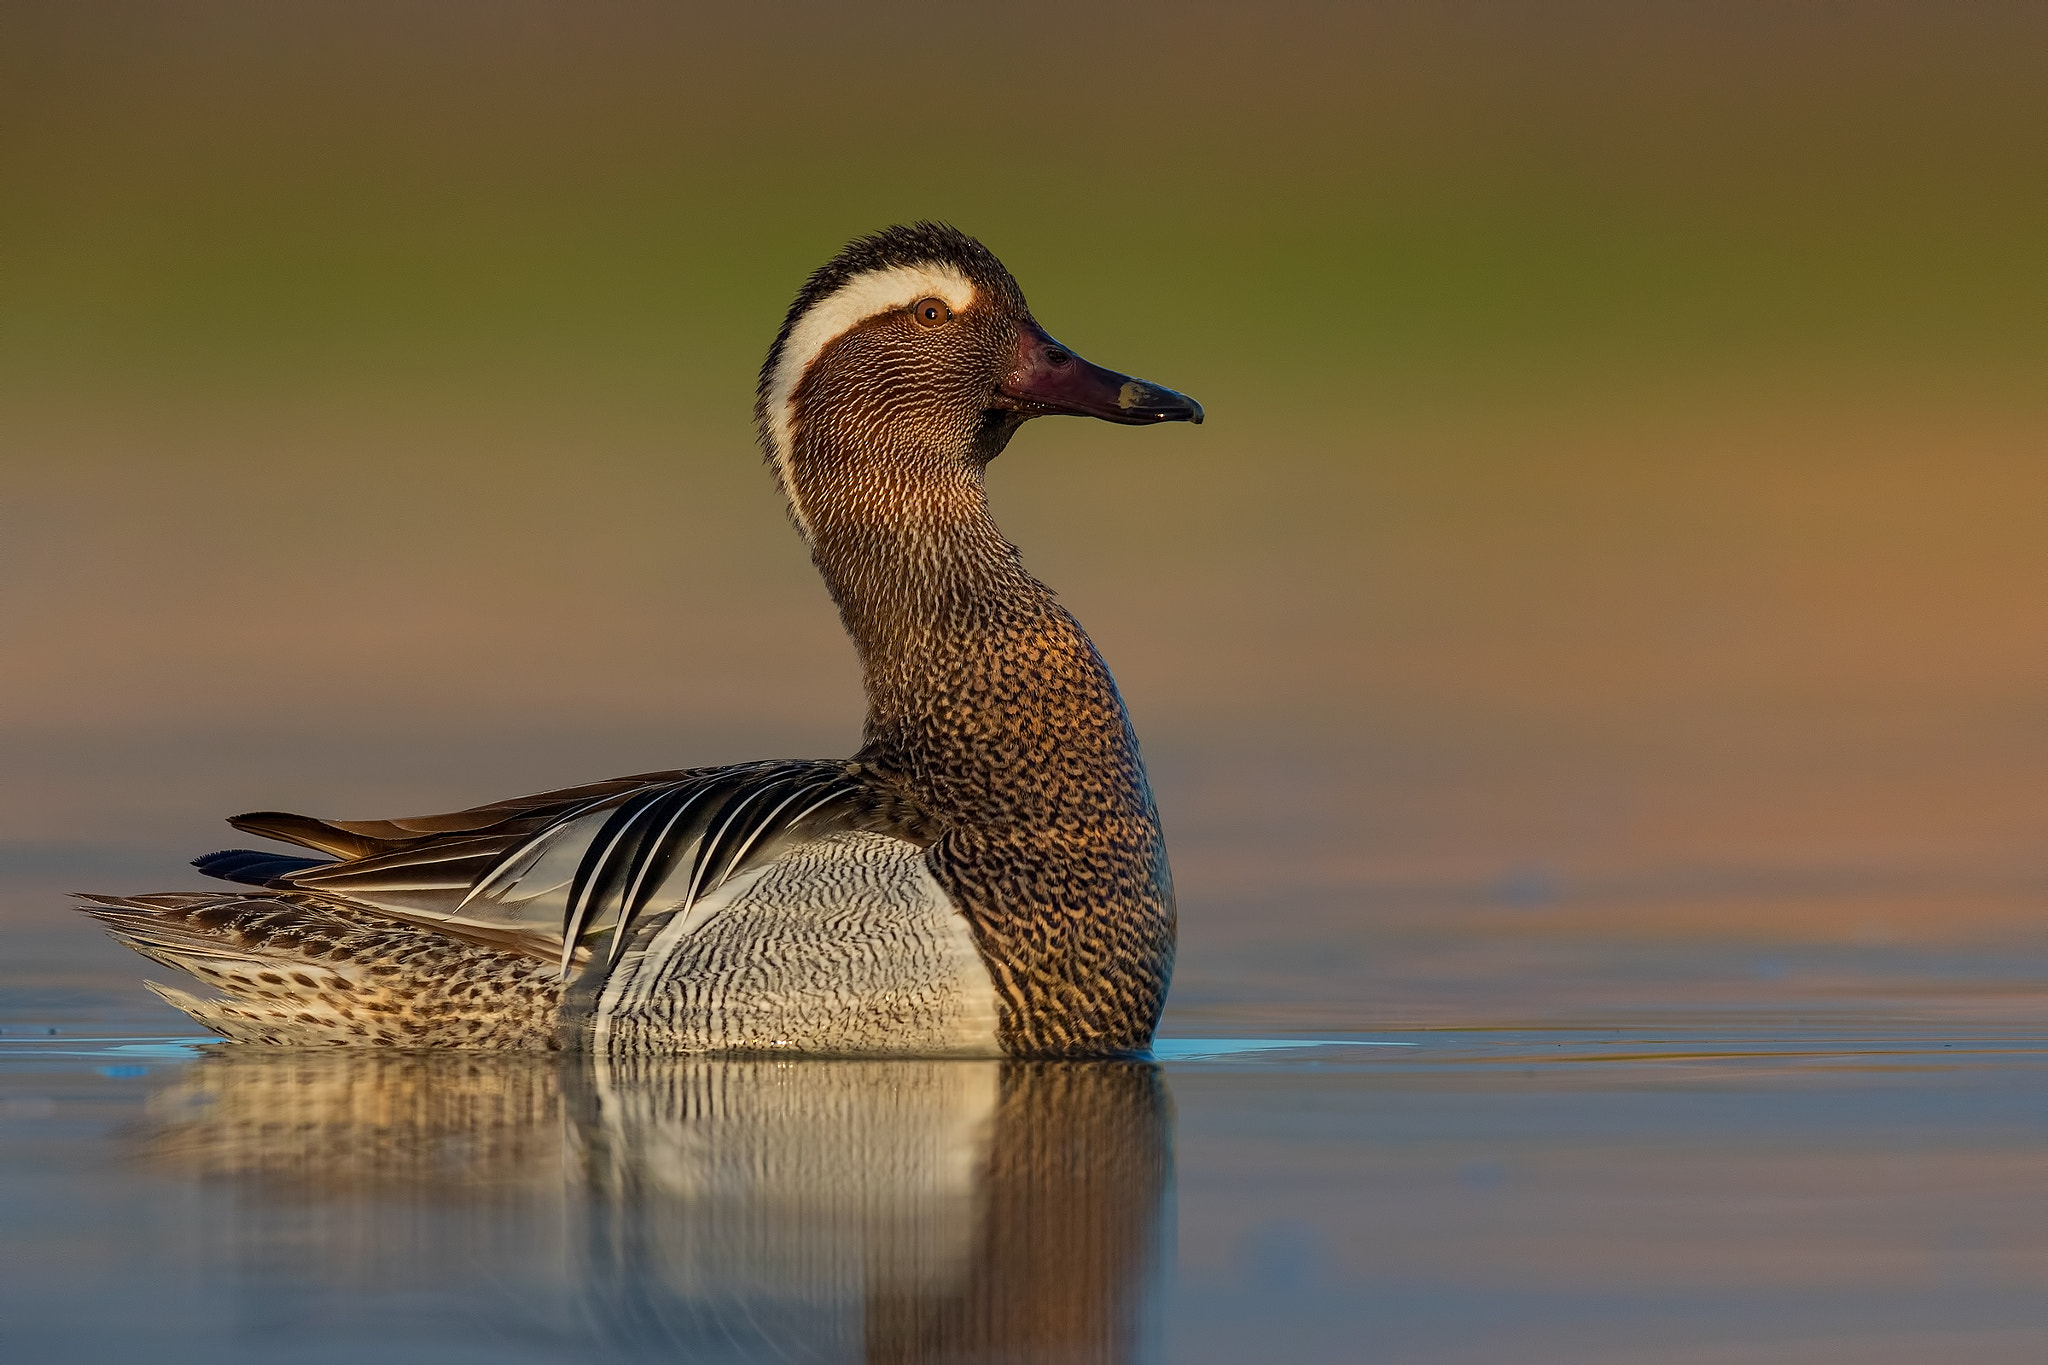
(83, 222, 1205, 1057)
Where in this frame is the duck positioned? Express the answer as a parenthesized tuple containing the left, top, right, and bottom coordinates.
(81, 222, 1203, 1058)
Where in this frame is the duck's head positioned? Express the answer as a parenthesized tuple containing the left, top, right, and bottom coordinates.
(757, 222, 1202, 541)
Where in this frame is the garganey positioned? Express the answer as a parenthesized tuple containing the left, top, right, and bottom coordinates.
(83, 223, 1203, 1057)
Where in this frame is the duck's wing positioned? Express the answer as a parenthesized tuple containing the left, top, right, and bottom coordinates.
(199, 760, 875, 976)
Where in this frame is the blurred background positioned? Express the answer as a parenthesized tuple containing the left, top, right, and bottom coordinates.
(5, 0, 2047, 1031)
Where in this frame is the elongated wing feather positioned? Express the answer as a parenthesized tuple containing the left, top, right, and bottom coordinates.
(224, 768, 706, 858)
(231, 760, 876, 979)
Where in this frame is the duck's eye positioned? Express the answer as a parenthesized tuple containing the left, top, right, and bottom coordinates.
(910, 297, 952, 329)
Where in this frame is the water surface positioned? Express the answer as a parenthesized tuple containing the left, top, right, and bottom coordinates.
(6, 1020, 2048, 1363)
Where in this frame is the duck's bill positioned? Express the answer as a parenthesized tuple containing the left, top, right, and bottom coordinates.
(997, 324, 1204, 426)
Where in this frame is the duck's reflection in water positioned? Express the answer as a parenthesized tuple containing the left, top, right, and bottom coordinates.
(136, 1050, 1172, 1362)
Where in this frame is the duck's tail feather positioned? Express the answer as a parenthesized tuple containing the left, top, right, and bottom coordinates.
(193, 848, 337, 886)
(75, 892, 563, 1049)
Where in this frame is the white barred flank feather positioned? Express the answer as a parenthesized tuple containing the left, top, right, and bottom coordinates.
(592, 830, 1001, 1057)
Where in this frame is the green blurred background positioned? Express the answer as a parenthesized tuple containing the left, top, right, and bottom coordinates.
(6, 1, 2048, 1028)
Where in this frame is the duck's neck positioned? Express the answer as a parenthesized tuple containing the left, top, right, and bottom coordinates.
(805, 471, 1149, 834)
(799, 455, 1175, 1056)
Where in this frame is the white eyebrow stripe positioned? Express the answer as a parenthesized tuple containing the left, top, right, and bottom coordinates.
(764, 264, 978, 540)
